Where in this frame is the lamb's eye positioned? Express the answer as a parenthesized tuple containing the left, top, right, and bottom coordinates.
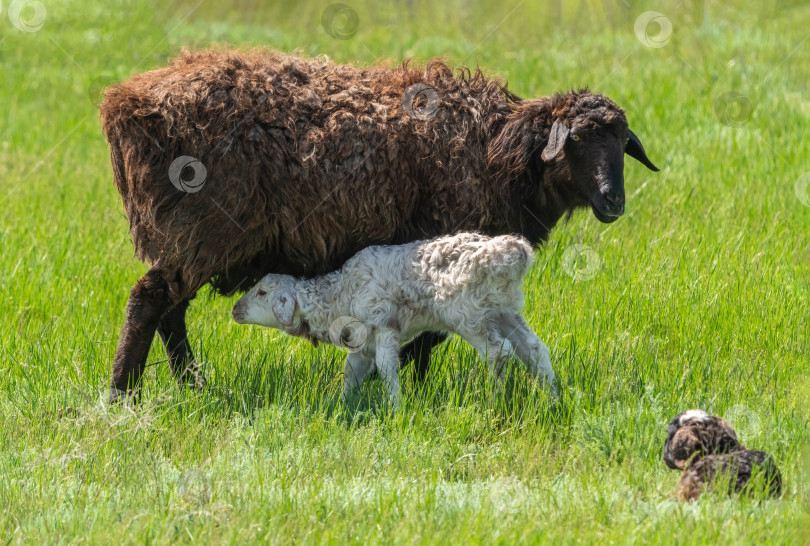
(571, 134, 581, 142)
(257, 290, 267, 297)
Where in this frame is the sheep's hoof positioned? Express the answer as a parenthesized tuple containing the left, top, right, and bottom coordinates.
(177, 363, 207, 391)
(108, 387, 137, 405)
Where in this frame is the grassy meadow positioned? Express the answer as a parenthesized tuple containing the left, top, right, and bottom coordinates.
(1, 0, 809, 542)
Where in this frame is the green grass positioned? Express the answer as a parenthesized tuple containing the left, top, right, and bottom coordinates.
(2, 0, 809, 543)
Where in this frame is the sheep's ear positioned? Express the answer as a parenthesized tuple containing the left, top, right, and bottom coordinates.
(271, 290, 297, 327)
(625, 129, 660, 171)
(541, 120, 569, 162)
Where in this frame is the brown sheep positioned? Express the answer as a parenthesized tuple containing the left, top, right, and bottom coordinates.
(663, 410, 781, 501)
(99, 49, 659, 402)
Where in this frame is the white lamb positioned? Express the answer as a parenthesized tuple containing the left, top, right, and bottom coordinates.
(232, 232, 555, 407)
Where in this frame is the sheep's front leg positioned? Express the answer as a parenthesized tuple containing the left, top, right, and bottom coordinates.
(502, 314, 557, 396)
(529, 340, 555, 393)
(376, 330, 402, 409)
(343, 351, 374, 400)
(521, 338, 556, 397)
(110, 267, 175, 403)
(487, 339, 514, 399)
(464, 333, 513, 399)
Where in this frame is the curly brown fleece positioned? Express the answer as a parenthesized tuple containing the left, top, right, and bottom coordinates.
(100, 49, 633, 301)
(676, 450, 782, 501)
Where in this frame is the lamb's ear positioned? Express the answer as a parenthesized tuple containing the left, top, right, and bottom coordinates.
(271, 290, 297, 327)
(541, 120, 569, 162)
(718, 418, 743, 450)
(625, 129, 660, 171)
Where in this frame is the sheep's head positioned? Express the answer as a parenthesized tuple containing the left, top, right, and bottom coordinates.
(232, 274, 300, 331)
(663, 410, 744, 470)
(488, 89, 659, 224)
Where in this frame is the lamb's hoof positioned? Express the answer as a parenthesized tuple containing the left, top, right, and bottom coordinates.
(540, 379, 559, 401)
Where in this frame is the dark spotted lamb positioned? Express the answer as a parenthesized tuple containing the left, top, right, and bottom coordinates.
(663, 410, 781, 500)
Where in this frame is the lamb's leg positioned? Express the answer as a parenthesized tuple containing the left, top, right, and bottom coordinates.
(157, 298, 204, 388)
(376, 330, 402, 409)
(343, 351, 375, 400)
(464, 331, 513, 398)
(109, 267, 175, 403)
(399, 331, 448, 381)
(501, 314, 556, 394)
(487, 338, 514, 398)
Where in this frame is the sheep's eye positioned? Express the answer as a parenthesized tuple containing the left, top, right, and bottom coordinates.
(571, 134, 581, 142)
(257, 290, 267, 297)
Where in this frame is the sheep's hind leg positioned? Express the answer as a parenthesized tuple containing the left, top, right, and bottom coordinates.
(464, 331, 513, 399)
(500, 314, 556, 395)
(109, 267, 175, 404)
(399, 331, 448, 382)
(157, 298, 205, 389)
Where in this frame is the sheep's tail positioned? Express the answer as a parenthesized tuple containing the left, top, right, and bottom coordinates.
(99, 88, 137, 220)
(104, 132, 129, 205)
(420, 233, 534, 293)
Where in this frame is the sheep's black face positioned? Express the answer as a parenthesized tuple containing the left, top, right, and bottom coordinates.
(567, 125, 629, 223)
(538, 92, 659, 224)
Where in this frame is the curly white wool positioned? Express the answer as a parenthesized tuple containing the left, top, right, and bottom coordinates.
(232, 232, 555, 407)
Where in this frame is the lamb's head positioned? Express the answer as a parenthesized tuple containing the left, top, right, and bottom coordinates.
(488, 89, 659, 224)
(663, 410, 744, 470)
(232, 274, 300, 331)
